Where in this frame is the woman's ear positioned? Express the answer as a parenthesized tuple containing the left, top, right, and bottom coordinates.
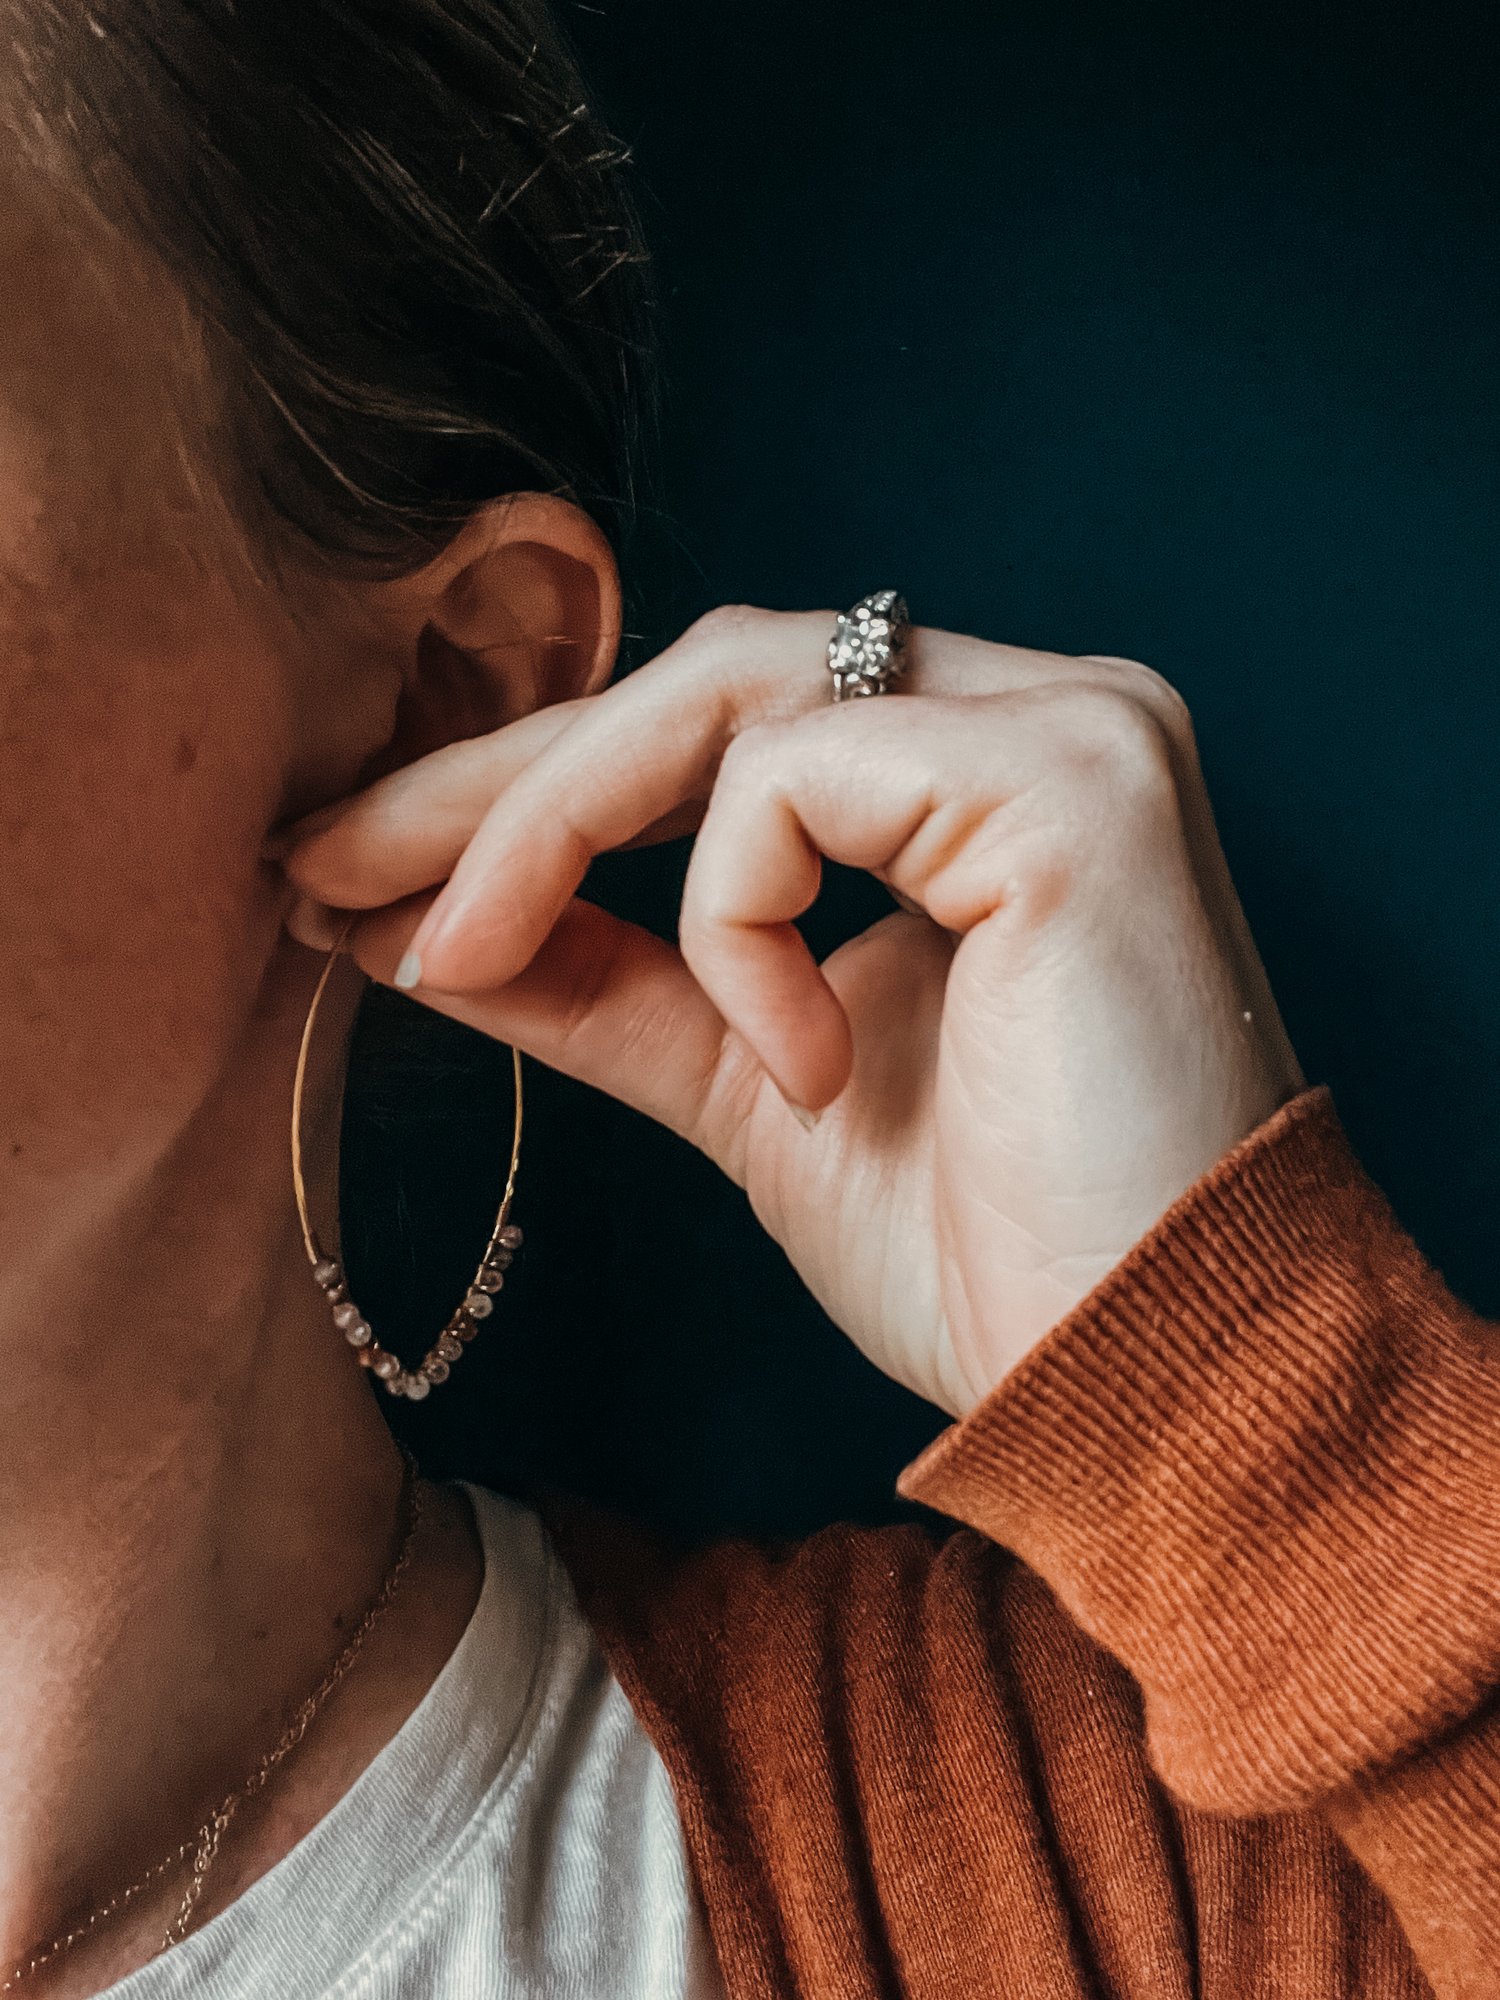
(363, 491, 622, 774)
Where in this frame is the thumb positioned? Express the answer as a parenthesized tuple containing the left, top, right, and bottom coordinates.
(344, 890, 757, 1173)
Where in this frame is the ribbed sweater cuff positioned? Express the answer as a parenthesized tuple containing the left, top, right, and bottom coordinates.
(898, 1083, 1500, 1817)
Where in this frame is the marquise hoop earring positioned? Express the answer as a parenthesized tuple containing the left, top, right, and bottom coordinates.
(291, 914, 525, 1402)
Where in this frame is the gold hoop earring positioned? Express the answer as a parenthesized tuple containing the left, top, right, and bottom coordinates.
(290, 915, 524, 1401)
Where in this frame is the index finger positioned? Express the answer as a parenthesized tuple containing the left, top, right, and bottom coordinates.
(277, 608, 829, 917)
(403, 608, 839, 989)
(275, 698, 585, 910)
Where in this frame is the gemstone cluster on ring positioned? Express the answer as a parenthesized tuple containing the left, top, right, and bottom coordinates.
(827, 589, 911, 701)
(309, 1218, 524, 1399)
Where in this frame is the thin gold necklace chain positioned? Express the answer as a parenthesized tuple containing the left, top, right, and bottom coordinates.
(3, 1448, 423, 1992)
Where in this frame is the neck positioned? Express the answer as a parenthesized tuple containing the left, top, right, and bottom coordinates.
(0, 946, 455, 1983)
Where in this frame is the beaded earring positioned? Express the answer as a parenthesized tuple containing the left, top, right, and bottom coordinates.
(290, 917, 524, 1401)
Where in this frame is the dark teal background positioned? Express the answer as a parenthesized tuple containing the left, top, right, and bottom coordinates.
(356, 0, 1500, 1538)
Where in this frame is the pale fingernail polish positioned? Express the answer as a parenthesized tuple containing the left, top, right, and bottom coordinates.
(394, 950, 423, 991)
(787, 1101, 822, 1131)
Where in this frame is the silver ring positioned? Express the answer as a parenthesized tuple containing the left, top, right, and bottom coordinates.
(827, 590, 912, 702)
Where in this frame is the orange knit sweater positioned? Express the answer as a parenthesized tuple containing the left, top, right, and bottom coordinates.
(542, 1085, 1500, 2000)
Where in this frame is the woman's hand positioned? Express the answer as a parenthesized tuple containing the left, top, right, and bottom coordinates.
(275, 609, 1305, 1418)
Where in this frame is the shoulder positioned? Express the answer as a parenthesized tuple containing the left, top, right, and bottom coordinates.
(534, 1493, 1190, 1980)
(532, 1487, 1145, 1786)
(529, 1491, 1412, 1995)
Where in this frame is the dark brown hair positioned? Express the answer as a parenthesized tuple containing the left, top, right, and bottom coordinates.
(5, 0, 654, 576)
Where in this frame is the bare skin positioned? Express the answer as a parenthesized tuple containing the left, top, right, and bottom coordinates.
(0, 164, 619, 1994)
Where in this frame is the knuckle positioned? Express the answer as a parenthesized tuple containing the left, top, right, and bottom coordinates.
(716, 713, 792, 786)
(1083, 653, 1196, 741)
(675, 605, 846, 723)
(684, 602, 770, 652)
(1126, 662, 1195, 740)
(676, 893, 737, 977)
(995, 840, 1079, 935)
(983, 683, 1184, 940)
(1051, 682, 1178, 807)
(675, 875, 731, 962)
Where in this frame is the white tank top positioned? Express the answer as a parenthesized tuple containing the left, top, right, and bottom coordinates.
(101, 1482, 724, 2000)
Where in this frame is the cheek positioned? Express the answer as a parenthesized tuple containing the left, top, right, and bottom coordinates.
(0, 564, 294, 1235)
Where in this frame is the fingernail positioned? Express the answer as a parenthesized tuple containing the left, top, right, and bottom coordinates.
(406, 899, 457, 977)
(285, 893, 346, 953)
(787, 1100, 822, 1131)
(393, 950, 423, 991)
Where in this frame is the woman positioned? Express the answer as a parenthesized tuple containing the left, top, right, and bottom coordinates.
(0, 3, 1493, 1997)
